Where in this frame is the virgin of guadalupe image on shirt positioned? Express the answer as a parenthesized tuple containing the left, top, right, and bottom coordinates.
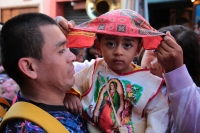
(93, 78, 124, 132)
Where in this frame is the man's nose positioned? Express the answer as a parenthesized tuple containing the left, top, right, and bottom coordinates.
(67, 50, 76, 63)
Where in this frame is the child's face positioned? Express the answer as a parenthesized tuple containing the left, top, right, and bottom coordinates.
(141, 50, 163, 78)
(96, 34, 141, 73)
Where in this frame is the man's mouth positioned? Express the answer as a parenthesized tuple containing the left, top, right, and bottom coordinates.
(69, 65, 75, 75)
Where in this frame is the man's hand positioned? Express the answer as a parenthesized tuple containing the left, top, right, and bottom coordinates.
(55, 16, 75, 35)
(156, 31, 183, 73)
(64, 93, 82, 114)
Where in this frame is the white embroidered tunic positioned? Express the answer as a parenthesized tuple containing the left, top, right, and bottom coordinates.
(73, 58, 169, 133)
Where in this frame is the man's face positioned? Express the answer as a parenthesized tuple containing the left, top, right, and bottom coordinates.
(36, 25, 76, 93)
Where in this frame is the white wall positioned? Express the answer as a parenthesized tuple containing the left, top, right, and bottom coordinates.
(0, 0, 44, 21)
(0, 0, 42, 9)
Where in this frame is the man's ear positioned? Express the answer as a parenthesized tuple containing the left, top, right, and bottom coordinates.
(18, 58, 37, 79)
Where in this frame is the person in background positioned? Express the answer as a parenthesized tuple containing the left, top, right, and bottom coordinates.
(196, 20, 200, 45)
(0, 22, 5, 74)
(140, 25, 200, 132)
(0, 13, 88, 132)
(141, 25, 200, 86)
(0, 22, 3, 29)
(156, 28, 200, 133)
(0, 22, 19, 102)
(176, 17, 190, 29)
(197, 20, 200, 33)
(70, 48, 86, 62)
(85, 44, 102, 61)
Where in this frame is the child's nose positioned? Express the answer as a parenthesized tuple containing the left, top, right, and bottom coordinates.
(114, 46, 123, 56)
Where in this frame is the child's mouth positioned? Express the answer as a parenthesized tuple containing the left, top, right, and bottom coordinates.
(113, 59, 124, 64)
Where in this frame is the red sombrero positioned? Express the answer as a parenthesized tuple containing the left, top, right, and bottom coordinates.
(66, 9, 165, 50)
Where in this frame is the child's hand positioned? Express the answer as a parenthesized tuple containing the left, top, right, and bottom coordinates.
(55, 16, 75, 35)
(156, 31, 183, 73)
(64, 93, 82, 114)
(93, 115, 98, 123)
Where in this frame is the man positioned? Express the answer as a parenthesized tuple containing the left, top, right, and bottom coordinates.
(0, 13, 88, 132)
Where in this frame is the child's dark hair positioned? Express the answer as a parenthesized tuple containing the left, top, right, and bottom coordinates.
(159, 25, 200, 86)
(96, 34, 102, 41)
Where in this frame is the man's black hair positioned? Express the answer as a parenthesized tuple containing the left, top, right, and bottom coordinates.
(0, 13, 58, 85)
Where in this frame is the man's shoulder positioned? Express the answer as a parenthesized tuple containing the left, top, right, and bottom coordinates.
(2, 111, 88, 133)
(3, 119, 45, 132)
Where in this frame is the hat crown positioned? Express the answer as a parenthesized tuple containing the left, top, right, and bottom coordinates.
(69, 9, 165, 49)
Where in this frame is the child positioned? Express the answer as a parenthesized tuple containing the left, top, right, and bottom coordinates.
(64, 9, 168, 133)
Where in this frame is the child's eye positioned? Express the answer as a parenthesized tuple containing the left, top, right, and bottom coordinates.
(106, 42, 115, 47)
(59, 49, 66, 53)
(123, 43, 132, 48)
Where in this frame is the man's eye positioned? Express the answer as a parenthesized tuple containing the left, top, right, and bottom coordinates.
(59, 49, 66, 53)
(107, 42, 115, 47)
